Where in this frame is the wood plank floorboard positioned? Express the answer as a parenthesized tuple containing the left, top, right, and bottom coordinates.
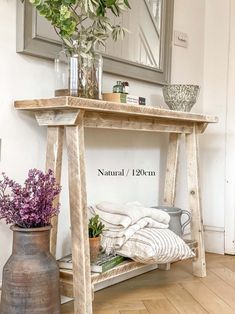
(199, 270, 235, 310)
(61, 253, 235, 313)
(210, 267, 235, 289)
(159, 283, 207, 313)
(181, 281, 234, 313)
(119, 311, 149, 314)
(143, 299, 179, 313)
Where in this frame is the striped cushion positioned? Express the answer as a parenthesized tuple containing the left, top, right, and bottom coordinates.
(116, 228, 195, 264)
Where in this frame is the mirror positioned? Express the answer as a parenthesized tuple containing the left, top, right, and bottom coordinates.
(16, 0, 174, 84)
(104, 0, 162, 69)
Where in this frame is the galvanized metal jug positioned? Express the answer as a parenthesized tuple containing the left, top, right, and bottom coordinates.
(152, 206, 191, 237)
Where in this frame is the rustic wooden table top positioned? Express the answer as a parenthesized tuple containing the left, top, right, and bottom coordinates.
(14, 96, 218, 124)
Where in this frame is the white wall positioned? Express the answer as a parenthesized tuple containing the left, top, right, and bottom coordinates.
(202, 0, 230, 229)
(172, 0, 205, 92)
(202, 0, 235, 254)
(172, 0, 235, 255)
(171, 0, 205, 220)
(0, 0, 206, 282)
(224, 0, 235, 254)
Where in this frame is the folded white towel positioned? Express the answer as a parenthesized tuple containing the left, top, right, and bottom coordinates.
(89, 201, 170, 254)
(89, 205, 130, 230)
(101, 217, 169, 253)
(90, 201, 170, 230)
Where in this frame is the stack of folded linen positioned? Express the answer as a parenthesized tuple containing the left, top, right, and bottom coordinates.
(88, 201, 170, 254)
(89, 201, 195, 264)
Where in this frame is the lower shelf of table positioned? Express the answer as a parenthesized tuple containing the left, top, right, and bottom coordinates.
(60, 239, 198, 298)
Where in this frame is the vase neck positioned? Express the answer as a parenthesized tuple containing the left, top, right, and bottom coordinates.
(12, 228, 50, 255)
(65, 39, 98, 58)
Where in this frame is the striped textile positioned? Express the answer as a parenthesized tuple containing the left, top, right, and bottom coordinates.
(116, 228, 195, 264)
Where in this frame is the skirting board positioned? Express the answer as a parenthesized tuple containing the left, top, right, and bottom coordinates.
(204, 225, 225, 255)
(184, 225, 225, 255)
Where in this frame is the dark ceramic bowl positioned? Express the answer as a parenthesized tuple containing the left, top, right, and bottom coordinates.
(162, 84, 200, 112)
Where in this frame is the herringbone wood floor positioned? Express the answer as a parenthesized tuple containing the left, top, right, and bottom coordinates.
(61, 253, 235, 313)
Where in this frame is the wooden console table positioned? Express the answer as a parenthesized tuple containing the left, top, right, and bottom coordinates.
(14, 97, 218, 314)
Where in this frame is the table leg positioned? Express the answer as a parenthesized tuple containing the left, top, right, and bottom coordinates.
(45, 126, 64, 257)
(163, 133, 181, 206)
(185, 125, 206, 277)
(66, 119, 92, 314)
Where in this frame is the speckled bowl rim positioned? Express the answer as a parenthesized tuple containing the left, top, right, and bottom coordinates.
(162, 84, 200, 89)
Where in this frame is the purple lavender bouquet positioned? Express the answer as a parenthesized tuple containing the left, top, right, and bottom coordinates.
(0, 169, 61, 228)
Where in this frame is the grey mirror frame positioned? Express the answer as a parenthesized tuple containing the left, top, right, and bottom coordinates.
(16, 0, 174, 85)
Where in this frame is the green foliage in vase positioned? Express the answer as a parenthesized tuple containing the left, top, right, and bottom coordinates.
(88, 214, 105, 238)
(28, 0, 131, 56)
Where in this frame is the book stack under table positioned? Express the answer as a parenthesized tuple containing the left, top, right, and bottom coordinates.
(58, 253, 126, 273)
(60, 260, 159, 297)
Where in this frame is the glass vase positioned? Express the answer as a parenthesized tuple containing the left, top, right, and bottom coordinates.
(55, 47, 103, 100)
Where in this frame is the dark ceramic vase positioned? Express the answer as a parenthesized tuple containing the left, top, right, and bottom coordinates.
(0, 225, 60, 314)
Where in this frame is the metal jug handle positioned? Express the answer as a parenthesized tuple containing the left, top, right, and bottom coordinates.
(181, 210, 191, 233)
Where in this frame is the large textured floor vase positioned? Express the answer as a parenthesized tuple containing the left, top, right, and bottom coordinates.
(0, 225, 60, 314)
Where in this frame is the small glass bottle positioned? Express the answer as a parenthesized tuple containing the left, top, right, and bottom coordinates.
(113, 81, 124, 93)
(122, 81, 129, 94)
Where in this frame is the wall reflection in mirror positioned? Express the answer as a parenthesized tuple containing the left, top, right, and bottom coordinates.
(103, 0, 163, 69)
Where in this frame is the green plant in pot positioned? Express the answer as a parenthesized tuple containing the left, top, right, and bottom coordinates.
(88, 214, 105, 263)
(0, 169, 61, 314)
(27, 0, 131, 99)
